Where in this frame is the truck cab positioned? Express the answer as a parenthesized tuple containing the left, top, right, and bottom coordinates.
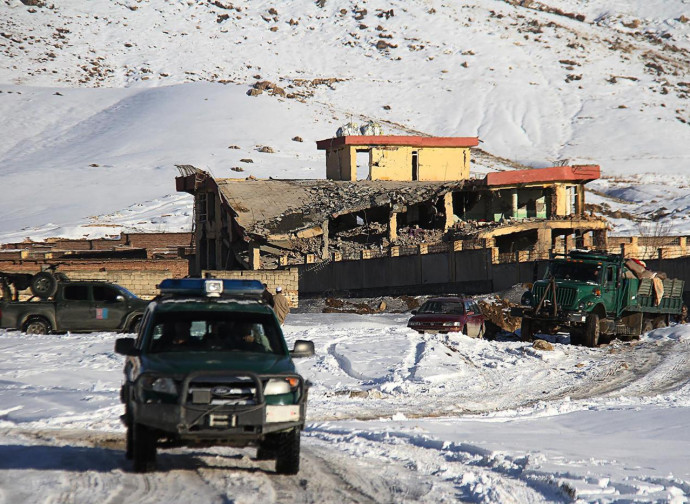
(115, 278, 315, 475)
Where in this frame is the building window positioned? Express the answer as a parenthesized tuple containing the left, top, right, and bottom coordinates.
(412, 151, 419, 180)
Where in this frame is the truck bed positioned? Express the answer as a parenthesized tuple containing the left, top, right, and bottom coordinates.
(628, 277, 684, 314)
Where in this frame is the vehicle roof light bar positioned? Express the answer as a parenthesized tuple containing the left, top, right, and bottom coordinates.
(157, 278, 265, 298)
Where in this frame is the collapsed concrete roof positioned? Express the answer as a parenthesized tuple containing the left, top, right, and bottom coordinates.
(215, 178, 466, 240)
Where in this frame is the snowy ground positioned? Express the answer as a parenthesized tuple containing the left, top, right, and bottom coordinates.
(1, 314, 688, 503)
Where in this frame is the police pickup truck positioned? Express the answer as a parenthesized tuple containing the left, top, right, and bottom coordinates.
(0, 278, 148, 334)
(114, 278, 314, 475)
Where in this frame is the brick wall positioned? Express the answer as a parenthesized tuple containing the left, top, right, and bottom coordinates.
(202, 268, 299, 307)
(0, 259, 188, 299)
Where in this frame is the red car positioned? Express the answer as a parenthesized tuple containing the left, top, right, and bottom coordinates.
(407, 297, 485, 338)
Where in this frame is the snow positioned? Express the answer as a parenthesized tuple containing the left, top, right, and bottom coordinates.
(2, 0, 690, 240)
(1, 314, 689, 502)
(2, 0, 690, 500)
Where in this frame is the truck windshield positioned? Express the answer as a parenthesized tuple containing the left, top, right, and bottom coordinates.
(547, 261, 601, 283)
(147, 312, 285, 355)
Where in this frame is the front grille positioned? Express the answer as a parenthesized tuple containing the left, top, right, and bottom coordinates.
(188, 378, 257, 406)
(533, 284, 577, 308)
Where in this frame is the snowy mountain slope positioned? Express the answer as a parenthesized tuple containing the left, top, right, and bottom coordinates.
(1, 0, 690, 239)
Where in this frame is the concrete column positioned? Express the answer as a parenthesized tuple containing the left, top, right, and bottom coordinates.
(418, 244, 429, 255)
(388, 211, 398, 242)
(443, 192, 454, 231)
(511, 190, 518, 218)
(537, 227, 552, 256)
(390, 246, 400, 257)
(249, 242, 261, 270)
(332, 251, 342, 261)
(453, 240, 463, 252)
(279, 255, 288, 266)
(305, 254, 315, 264)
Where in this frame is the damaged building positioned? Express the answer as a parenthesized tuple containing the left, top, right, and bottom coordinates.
(176, 135, 608, 278)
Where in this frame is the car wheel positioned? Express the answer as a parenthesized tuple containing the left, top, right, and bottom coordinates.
(23, 317, 50, 335)
(30, 272, 58, 299)
(275, 428, 300, 475)
(132, 423, 157, 473)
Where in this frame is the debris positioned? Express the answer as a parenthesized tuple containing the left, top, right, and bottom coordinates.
(533, 339, 554, 351)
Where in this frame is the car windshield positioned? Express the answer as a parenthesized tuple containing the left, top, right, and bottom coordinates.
(547, 261, 601, 283)
(418, 301, 464, 315)
(147, 311, 285, 355)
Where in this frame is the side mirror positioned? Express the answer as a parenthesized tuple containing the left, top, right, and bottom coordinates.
(411, 310, 418, 315)
(115, 338, 139, 356)
(290, 340, 315, 358)
(116, 295, 125, 302)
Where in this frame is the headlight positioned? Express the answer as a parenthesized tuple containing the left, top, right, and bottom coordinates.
(442, 321, 462, 327)
(264, 377, 299, 395)
(141, 376, 178, 395)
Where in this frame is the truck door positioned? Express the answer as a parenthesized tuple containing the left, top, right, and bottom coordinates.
(92, 284, 129, 331)
(601, 265, 618, 315)
(56, 284, 92, 331)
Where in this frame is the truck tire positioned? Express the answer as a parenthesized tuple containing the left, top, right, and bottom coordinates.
(30, 272, 57, 299)
(520, 318, 533, 341)
(23, 317, 51, 335)
(653, 318, 667, 329)
(128, 316, 143, 334)
(642, 319, 654, 333)
(584, 313, 600, 348)
(275, 428, 300, 475)
(132, 423, 157, 473)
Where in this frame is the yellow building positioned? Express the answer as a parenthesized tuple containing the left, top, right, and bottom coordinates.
(316, 135, 479, 181)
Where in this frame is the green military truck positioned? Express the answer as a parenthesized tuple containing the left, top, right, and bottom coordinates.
(115, 278, 314, 474)
(513, 250, 685, 347)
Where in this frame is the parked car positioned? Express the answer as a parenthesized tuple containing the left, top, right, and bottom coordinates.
(0, 279, 148, 334)
(407, 297, 485, 337)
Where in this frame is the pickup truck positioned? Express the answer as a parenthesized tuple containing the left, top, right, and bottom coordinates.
(0, 280, 149, 334)
(512, 250, 685, 347)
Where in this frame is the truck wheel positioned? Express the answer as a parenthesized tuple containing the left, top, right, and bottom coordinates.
(642, 320, 654, 333)
(653, 318, 667, 329)
(275, 428, 300, 475)
(125, 422, 134, 460)
(584, 313, 600, 348)
(23, 317, 50, 335)
(520, 318, 533, 341)
(132, 423, 157, 473)
(30, 272, 57, 299)
(129, 316, 143, 334)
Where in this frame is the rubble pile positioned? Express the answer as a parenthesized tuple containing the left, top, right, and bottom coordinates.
(478, 297, 522, 334)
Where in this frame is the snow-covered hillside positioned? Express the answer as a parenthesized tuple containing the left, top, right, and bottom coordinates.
(2, 0, 690, 241)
